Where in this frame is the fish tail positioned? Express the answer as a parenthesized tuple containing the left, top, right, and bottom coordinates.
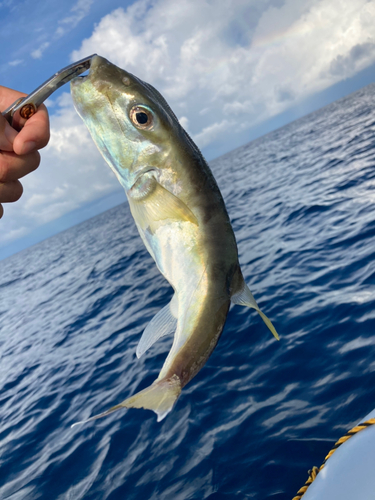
(71, 375, 181, 427)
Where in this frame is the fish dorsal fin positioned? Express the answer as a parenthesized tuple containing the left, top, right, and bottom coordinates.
(231, 283, 279, 340)
(128, 172, 198, 231)
(136, 294, 178, 359)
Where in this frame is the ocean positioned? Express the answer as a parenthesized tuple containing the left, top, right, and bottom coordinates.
(0, 84, 374, 499)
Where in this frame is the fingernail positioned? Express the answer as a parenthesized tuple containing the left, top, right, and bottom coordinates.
(4, 122, 17, 145)
(21, 141, 37, 155)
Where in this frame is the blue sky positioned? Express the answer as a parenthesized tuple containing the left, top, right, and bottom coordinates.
(1, 0, 375, 260)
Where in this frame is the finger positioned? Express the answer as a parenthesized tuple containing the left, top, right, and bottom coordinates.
(0, 150, 40, 182)
(0, 204, 3, 219)
(0, 85, 26, 110)
(0, 180, 23, 203)
(0, 86, 29, 132)
(13, 104, 50, 155)
(0, 86, 50, 155)
(0, 114, 18, 152)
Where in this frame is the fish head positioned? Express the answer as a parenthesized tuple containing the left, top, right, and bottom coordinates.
(71, 55, 184, 190)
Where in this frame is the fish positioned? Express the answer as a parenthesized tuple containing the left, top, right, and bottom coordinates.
(70, 55, 278, 425)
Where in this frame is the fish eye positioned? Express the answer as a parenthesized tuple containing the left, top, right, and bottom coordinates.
(130, 106, 153, 130)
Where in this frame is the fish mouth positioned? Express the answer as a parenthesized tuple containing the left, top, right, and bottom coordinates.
(71, 74, 89, 87)
(71, 55, 127, 90)
(70, 54, 103, 87)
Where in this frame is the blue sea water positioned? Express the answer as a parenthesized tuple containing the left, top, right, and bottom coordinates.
(1, 84, 375, 500)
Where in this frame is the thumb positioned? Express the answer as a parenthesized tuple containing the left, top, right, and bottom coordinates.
(0, 114, 18, 152)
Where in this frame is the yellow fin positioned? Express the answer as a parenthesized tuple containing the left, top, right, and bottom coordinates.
(128, 175, 198, 231)
(232, 283, 279, 340)
(123, 375, 181, 421)
(257, 310, 279, 341)
(71, 375, 181, 426)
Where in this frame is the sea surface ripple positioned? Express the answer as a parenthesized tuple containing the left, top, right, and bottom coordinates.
(0, 85, 375, 499)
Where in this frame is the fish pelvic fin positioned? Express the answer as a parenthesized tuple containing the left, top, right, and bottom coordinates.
(231, 281, 279, 341)
(71, 375, 181, 428)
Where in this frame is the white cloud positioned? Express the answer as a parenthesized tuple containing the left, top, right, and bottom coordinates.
(31, 42, 50, 59)
(178, 116, 189, 130)
(71, 0, 375, 150)
(55, 0, 94, 37)
(193, 119, 232, 149)
(28, 0, 93, 60)
(1, 226, 29, 244)
(8, 59, 23, 67)
(4, 0, 375, 248)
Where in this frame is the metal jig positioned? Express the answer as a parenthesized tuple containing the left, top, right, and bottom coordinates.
(2, 54, 96, 126)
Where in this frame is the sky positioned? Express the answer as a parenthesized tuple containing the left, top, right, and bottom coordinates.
(1, 0, 375, 260)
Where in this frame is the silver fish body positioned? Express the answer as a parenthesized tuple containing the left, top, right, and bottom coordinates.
(71, 56, 278, 424)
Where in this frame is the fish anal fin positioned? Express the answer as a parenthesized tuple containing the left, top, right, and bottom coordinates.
(231, 281, 258, 308)
(232, 282, 279, 341)
(128, 174, 198, 231)
(71, 375, 181, 427)
(257, 310, 279, 341)
(136, 295, 178, 359)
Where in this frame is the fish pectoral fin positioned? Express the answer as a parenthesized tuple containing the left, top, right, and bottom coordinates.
(71, 375, 181, 427)
(231, 283, 279, 340)
(136, 295, 178, 359)
(128, 176, 198, 231)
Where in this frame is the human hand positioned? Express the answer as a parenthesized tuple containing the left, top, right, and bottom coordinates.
(0, 86, 50, 219)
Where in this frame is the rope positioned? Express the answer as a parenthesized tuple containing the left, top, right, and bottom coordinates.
(292, 417, 375, 500)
